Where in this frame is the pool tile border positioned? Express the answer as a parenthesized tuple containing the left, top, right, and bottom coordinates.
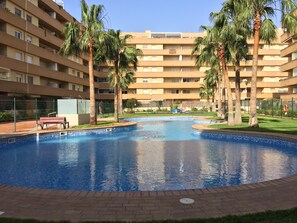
(0, 173, 297, 222)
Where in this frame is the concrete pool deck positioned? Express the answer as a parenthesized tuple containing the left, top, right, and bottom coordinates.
(0, 119, 297, 222)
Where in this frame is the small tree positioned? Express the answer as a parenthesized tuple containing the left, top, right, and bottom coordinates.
(125, 98, 140, 113)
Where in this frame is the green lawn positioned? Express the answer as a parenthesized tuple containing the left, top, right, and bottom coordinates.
(209, 115, 297, 135)
(1, 207, 297, 222)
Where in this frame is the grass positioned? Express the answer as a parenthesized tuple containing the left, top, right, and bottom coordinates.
(1, 207, 297, 222)
(209, 115, 297, 135)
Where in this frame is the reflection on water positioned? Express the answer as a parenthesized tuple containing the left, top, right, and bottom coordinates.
(0, 118, 297, 191)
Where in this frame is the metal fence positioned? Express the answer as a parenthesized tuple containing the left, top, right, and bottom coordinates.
(255, 98, 297, 118)
(1, 97, 296, 126)
(0, 97, 114, 124)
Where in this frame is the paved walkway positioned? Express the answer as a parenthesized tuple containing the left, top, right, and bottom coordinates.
(0, 120, 297, 222)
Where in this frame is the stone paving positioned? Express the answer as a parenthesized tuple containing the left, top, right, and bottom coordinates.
(0, 120, 297, 222)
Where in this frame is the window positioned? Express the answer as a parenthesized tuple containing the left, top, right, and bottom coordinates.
(0, 2, 6, 9)
(98, 78, 108, 82)
(27, 76, 33, 84)
(26, 36, 32, 43)
(15, 8, 22, 17)
(77, 71, 80, 77)
(15, 31, 22, 39)
(15, 52, 22, 61)
(143, 79, 148, 83)
(293, 68, 297, 77)
(26, 55, 33, 64)
(16, 74, 23, 83)
(26, 15, 32, 23)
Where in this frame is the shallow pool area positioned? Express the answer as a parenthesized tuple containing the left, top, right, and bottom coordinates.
(0, 116, 297, 192)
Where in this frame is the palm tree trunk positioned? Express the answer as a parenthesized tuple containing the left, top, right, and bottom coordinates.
(234, 60, 242, 125)
(249, 13, 261, 128)
(88, 43, 96, 125)
(217, 67, 223, 118)
(114, 61, 119, 122)
(118, 88, 123, 115)
(212, 97, 216, 112)
(219, 45, 234, 126)
(207, 97, 211, 112)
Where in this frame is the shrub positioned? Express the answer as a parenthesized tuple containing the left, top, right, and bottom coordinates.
(0, 111, 13, 122)
(125, 98, 141, 112)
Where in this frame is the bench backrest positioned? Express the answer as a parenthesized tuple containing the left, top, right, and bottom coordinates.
(39, 117, 66, 122)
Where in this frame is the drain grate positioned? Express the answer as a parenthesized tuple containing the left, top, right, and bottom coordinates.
(179, 198, 195, 205)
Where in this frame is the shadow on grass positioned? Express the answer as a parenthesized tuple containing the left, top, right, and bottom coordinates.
(211, 116, 297, 135)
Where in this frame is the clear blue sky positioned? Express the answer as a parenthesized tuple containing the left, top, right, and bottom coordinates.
(64, 0, 228, 32)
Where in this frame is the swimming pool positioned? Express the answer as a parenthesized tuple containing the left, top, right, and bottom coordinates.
(0, 116, 297, 192)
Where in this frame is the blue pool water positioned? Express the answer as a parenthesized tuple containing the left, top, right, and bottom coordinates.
(0, 116, 297, 192)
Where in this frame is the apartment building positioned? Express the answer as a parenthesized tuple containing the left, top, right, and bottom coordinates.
(280, 31, 297, 101)
(0, 0, 291, 106)
(119, 30, 288, 106)
(0, 0, 112, 100)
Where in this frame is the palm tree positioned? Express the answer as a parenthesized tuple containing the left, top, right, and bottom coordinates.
(241, 0, 297, 127)
(194, 25, 234, 125)
(60, 0, 105, 125)
(199, 83, 214, 112)
(108, 68, 136, 114)
(191, 31, 223, 118)
(104, 29, 142, 122)
(212, 0, 250, 125)
(204, 67, 219, 112)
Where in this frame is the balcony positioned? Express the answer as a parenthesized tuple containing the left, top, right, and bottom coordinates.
(280, 42, 297, 57)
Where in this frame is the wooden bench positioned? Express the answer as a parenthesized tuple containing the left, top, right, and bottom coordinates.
(38, 117, 69, 130)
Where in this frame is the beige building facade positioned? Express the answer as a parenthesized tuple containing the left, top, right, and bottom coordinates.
(280, 32, 297, 100)
(0, 0, 294, 107)
(120, 30, 289, 105)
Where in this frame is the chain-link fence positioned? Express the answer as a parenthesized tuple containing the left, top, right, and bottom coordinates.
(256, 98, 297, 118)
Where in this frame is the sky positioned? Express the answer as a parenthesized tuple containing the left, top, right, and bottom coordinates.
(63, 0, 228, 32)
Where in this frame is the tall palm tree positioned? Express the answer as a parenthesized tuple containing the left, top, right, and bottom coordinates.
(194, 25, 234, 125)
(60, 0, 105, 125)
(191, 31, 223, 118)
(104, 29, 142, 122)
(242, 0, 297, 127)
(212, 0, 250, 125)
